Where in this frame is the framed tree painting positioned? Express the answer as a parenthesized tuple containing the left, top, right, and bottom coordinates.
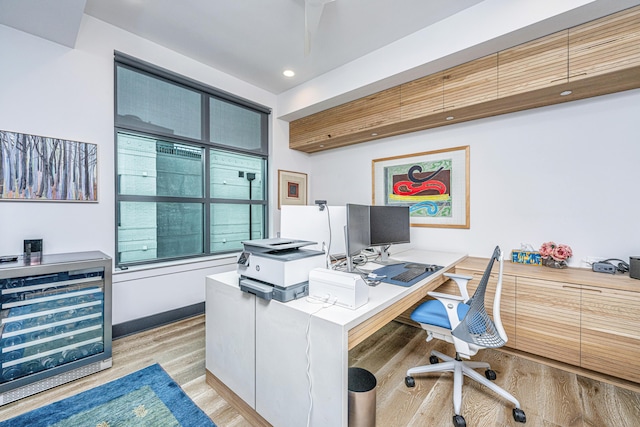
(0, 130, 98, 202)
(278, 169, 307, 209)
(372, 146, 469, 228)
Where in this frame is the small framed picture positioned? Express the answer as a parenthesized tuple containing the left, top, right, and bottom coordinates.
(278, 170, 307, 209)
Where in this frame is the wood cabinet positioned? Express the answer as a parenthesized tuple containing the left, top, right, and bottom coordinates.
(581, 285, 640, 383)
(569, 6, 640, 81)
(400, 72, 443, 120)
(289, 86, 401, 152)
(443, 54, 497, 110)
(514, 277, 581, 366)
(449, 257, 640, 388)
(498, 31, 569, 98)
(289, 5, 640, 154)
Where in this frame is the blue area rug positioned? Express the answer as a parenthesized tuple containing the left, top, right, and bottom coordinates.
(1, 364, 216, 427)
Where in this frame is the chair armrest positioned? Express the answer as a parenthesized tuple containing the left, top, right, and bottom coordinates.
(443, 273, 473, 281)
(443, 273, 473, 302)
(427, 291, 465, 302)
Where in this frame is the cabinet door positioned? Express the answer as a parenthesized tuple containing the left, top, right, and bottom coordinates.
(569, 5, 640, 80)
(498, 31, 568, 98)
(515, 278, 581, 365)
(205, 278, 256, 407)
(255, 299, 347, 427)
(400, 72, 443, 120)
(436, 269, 516, 349)
(289, 87, 401, 151)
(581, 285, 640, 383)
(443, 54, 497, 111)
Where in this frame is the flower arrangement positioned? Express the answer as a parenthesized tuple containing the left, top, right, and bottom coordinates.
(539, 241, 573, 262)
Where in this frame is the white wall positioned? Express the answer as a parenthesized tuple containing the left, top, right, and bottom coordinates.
(0, 16, 304, 325)
(306, 89, 640, 267)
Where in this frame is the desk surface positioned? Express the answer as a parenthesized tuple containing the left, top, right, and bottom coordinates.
(212, 249, 465, 346)
(215, 249, 464, 327)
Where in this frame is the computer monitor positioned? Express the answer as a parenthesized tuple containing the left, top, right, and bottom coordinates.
(369, 205, 410, 263)
(344, 203, 370, 272)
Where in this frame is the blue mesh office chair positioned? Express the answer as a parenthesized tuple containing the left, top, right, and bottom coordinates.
(404, 246, 526, 427)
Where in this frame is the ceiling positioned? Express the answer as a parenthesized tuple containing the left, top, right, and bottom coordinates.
(0, 0, 486, 94)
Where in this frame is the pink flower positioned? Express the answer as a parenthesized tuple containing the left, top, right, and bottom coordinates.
(552, 245, 571, 261)
(539, 241, 572, 261)
(539, 241, 556, 259)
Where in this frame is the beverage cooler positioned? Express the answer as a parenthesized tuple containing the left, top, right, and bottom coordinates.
(0, 251, 112, 405)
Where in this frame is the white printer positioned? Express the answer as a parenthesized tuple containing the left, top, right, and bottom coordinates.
(237, 238, 325, 302)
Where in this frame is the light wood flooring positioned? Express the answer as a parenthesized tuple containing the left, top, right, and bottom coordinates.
(2, 315, 639, 426)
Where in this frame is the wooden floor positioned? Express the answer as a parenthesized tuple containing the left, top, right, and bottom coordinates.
(2, 315, 640, 426)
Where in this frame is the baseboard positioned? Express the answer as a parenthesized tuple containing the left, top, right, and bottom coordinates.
(112, 302, 205, 340)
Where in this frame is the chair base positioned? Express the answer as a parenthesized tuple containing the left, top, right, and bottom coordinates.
(405, 350, 525, 426)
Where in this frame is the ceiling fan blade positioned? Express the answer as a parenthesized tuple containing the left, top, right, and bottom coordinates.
(305, 0, 335, 56)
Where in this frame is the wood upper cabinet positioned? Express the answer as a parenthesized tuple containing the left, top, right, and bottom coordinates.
(514, 277, 581, 366)
(569, 5, 640, 81)
(443, 54, 497, 110)
(498, 31, 569, 98)
(400, 72, 443, 120)
(581, 285, 640, 383)
(289, 86, 401, 151)
(288, 6, 640, 153)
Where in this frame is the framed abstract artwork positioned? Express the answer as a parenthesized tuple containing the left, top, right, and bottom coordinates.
(278, 169, 307, 209)
(0, 130, 98, 202)
(372, 146, 469, 228)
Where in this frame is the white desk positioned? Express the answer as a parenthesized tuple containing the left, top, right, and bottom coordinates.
(205, 249, 466, 427)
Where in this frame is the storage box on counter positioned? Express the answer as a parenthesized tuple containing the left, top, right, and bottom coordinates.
(511, 250, 542, 265)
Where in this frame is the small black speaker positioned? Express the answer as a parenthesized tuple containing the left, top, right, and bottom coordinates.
(630, 256, 640, 280)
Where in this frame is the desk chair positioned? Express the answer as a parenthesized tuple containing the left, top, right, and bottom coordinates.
(405, 246, 526, 427)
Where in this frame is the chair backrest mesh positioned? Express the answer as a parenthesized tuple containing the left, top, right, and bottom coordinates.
(452, 246, 506, 348)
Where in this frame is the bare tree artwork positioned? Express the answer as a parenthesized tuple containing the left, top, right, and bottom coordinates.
(0, 130, 98, 201)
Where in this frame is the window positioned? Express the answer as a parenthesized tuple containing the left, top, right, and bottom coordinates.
(115, 54, 269, 267)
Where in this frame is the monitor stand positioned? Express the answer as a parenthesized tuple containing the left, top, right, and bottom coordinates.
(373, 246, 404, 266)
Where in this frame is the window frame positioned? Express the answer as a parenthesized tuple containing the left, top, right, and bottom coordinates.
(114, 53, 270, 268)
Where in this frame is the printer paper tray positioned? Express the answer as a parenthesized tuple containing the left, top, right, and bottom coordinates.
(239, 277, 308, 302)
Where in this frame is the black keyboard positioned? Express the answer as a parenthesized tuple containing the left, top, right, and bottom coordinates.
(390, 263, 439, 283)
(391, 267, 428, 283)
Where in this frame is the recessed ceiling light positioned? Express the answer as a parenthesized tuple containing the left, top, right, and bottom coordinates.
(371, 133, 378, 136)
(283, 69, 295, 77)
(446, 116, 454, 121)
(560, 90, 572, 96)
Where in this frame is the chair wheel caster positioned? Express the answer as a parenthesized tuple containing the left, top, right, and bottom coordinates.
(485, 369, 497, 380)
(513, 408, 526, 423)
(429, 355, 439, 364)
(453, 414, 466, 427)
(405, 376, 415, 387)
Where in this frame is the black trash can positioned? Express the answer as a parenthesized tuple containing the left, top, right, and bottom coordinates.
(348, 367, 377, 427)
